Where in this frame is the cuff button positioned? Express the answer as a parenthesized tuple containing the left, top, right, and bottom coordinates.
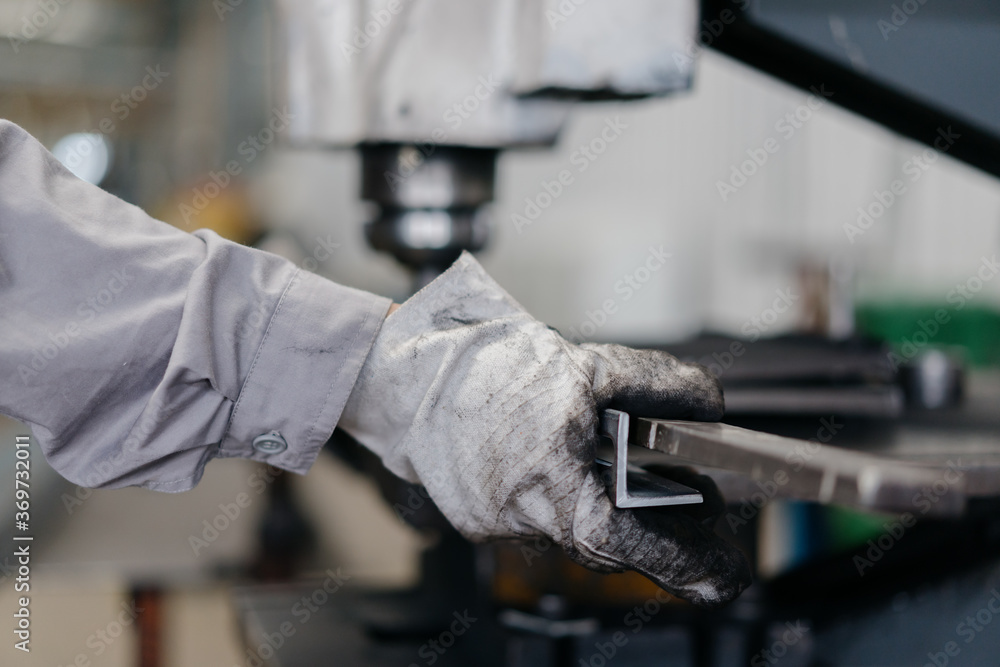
(252, 431, 288, 455)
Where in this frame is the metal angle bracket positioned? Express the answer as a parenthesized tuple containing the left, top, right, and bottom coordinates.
(597, 409, 703, 509)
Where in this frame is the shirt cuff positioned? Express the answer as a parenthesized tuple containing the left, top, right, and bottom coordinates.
(216, 268, 391, 474)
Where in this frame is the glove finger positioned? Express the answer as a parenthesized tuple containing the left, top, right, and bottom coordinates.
(568, 470, 751, 607)
(582, 343, 724, 421)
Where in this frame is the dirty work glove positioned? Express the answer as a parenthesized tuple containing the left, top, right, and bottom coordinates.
(339, 252, 751, 606)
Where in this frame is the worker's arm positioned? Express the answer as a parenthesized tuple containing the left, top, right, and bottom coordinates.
(0, 119, 391, 491)
(1, 119, 749, 605)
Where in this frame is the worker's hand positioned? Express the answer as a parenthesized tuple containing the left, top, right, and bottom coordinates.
(339, 253, 751, 606)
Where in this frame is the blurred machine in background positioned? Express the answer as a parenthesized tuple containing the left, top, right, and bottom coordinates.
(4, 1, 1000, 666)
(230, 2, 1000, 667)
(275, 0, 700, 283)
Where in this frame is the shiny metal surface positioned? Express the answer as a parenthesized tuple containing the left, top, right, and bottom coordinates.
(360, 144, 496, 274)
(602, 408, 1000, 518)
(597, 409, 703, 508)
(360, 144, 497, 209)
(636, 418, 969, 517)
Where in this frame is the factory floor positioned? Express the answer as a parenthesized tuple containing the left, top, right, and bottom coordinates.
(0, 456, 250, 666)
(0, 578, 241, 666)
(0, 418, 423, 667)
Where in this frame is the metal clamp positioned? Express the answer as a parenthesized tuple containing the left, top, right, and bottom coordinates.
(597, 409, 703, 508)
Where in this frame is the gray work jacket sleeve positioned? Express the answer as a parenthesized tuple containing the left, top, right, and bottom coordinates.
(0, 120, 391, 492)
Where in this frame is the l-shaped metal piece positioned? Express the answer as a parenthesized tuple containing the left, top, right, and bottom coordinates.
(597, 409, 703, 508)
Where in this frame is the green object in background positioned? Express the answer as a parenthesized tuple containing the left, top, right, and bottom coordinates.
(774, 302, 1000, 571)
(823, 505, 895, 554)
(855, 303, 1000, 367)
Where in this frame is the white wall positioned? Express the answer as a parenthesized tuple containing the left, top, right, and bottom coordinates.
(257, 49, 1000, 344)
